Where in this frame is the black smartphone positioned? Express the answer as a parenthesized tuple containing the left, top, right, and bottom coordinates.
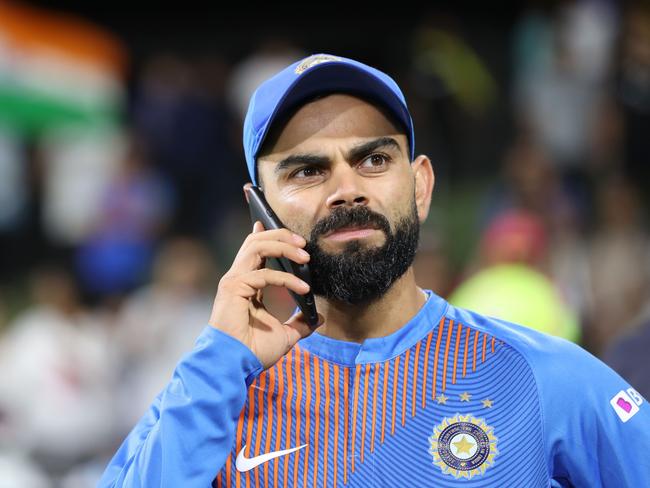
(244, 185, 319, 328)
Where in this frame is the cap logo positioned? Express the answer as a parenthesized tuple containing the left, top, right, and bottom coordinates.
(295, 54, 342, 75)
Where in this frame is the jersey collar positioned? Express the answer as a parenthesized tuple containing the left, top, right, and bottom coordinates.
(297, 289, 448, 365)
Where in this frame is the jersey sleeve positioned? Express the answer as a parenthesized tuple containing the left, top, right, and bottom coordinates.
(530, 337, 650, 487)
(98, 325, 263, 487)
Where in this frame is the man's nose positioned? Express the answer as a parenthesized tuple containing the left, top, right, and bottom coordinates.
(325, 164, 369, 209)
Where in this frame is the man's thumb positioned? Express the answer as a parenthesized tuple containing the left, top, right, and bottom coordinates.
(284, 311, 324, 346)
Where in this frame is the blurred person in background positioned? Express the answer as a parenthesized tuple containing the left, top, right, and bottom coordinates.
(617, 2, 650, 208)
(449, 209, 580, 342)
(227, 39, 305, 123)
(0, 264, 114, 481)
(480, 135, 582, 230)
(585, 175, 650, 355)
(39, 128, 126, 249)
(599, 0, 650, 392)
(512, 0, 617, 220)
(480, 135, 591, 321)
(110, 237, 218, 435)
(133, 52, 244, 239)
(0, 453, 52, 488)
(406, 10, 499, 182)
(0, 127, 29, 283)
(74, 132, 174, 305)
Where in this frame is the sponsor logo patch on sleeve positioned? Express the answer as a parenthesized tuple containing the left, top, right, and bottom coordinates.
(610, 388, 643, 423)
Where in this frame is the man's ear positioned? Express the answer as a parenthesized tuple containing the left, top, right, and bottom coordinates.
(412, 155, 435, 223)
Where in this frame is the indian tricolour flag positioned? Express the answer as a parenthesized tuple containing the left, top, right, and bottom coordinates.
(0, 2, 127, 135)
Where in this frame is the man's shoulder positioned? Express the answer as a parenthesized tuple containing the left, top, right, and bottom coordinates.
(444, 303, 579, 354)
(442, 303, 643, 434)
(443, 302, 599, 381)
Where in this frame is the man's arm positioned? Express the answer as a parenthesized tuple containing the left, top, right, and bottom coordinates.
(99, 220, 320, 486)
(534, 338, 650, 486)
(98, 326, 263, 487)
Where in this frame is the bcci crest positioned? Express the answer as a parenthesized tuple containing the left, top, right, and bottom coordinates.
(428, 413, 498, 479)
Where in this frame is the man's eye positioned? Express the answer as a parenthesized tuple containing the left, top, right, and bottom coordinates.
(359, 153, 390, 170)
(292, 166, 323, 179)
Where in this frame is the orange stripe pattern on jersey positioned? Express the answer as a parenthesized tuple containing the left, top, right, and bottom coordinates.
(219, 317, 501, 486)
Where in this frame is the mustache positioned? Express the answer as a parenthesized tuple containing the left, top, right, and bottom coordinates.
(309, 206, 391, 241)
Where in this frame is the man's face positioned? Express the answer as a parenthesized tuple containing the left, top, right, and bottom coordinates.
(256, 94, 432, 305)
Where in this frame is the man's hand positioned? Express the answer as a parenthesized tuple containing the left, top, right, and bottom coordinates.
(208, 221, 322, 369)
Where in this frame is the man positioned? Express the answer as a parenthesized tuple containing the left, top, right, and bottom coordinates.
(99, 54, 650, 487)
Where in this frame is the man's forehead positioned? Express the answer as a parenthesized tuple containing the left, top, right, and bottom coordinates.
(260, 94, 407, 159)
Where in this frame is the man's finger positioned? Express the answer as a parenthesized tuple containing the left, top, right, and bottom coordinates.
(244, 268, 310, 297)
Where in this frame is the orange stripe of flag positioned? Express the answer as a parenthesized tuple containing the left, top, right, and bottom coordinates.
(441, 320, 454, 392)
(313, 356, 322, 488)
(482, 334, 488, 363)
(412, 341, 421, 418)
(371, 363, 380, 452)
(401, 348, 410, 426)
(432, 318, 445, 400)
(422, 331, 433, 409)
(0, 3, 127, 73)
(391, 355, 400, 435)
(321, 360, 330, 488)
(492, 336, 495, 353)
(452, 323, 462, 385)
(381, 361, 389, 444)
(360, 363, 370, 464)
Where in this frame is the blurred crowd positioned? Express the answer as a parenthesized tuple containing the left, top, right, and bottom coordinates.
(0, 1, 649, 486)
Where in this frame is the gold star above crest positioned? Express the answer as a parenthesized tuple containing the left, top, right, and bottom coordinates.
(452, 435, 475, 455)
(482, 398, 494, 408)
(436, 394, 449, 404)
(459, 392, 472, 402)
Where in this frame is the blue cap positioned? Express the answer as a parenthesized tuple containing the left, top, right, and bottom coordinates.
(243, 53, 415, 185)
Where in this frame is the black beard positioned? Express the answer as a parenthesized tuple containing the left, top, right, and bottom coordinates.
(304, 200, 420, 306)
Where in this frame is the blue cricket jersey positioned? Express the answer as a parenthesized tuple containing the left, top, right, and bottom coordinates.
(99, 290, 650, 486)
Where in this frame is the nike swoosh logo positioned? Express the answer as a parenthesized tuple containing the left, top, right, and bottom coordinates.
(236, 444, 308, 472)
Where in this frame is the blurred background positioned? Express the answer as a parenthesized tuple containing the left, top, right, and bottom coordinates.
(0, 0, 649, 486)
